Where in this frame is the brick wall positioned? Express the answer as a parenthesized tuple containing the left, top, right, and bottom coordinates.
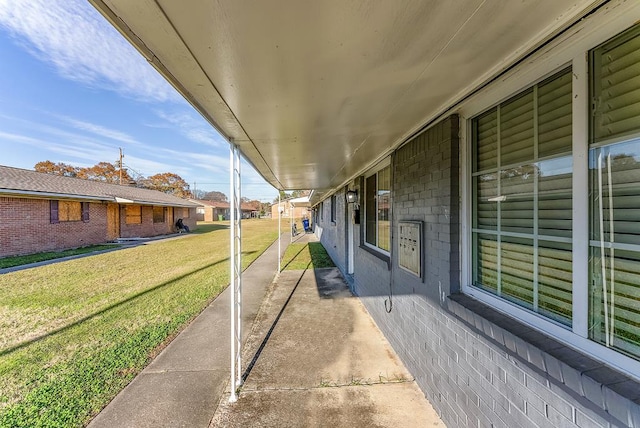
(0, 199, 196, 257)
(318, 115, 638, 427)
(119, 205, 189, 238)
(320, 190, 347, 272)
(0, 197, 108, 257)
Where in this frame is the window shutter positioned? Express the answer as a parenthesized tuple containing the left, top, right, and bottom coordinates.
(538, 241, 572, 324)
(473, 68, 573, 326)
(474, 234, 498, 292)
(500, 90, 534, 166)
(592, 26, 640, 144)
(50, 200, 59, 224)
(589, 25, 640, 357)
(474, 109, 497, 172)
(500, 236, 534, 307)
(538, 71, 572, 156)
(473, 110, 498, 231)
(82, 202, 90, 222)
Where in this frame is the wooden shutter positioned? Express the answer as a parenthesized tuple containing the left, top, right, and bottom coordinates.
(82, 202, 90, 222)
(50, 200, 59, 224)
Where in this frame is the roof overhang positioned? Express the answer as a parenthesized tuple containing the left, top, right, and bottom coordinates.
(0, 189, 105, 202)
(89, 0, 606, 199)
(289, 196, 311, 208)
(114, 197, 198, 207)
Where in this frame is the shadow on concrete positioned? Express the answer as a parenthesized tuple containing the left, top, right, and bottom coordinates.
(241, 264, 310, 384)
(211, 266, 443, 427)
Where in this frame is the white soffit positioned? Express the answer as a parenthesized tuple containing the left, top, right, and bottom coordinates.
(91, 0, 603, 193)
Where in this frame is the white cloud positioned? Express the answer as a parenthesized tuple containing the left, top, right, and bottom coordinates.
(153, 110, 227, 148)
(0, 129, 115, 164)
(0, 0, 179, 103)
(57, 115, 140, 146)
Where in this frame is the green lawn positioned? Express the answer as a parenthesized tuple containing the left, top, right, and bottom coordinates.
(0, 245, 121, 269)
(0, 220, 278, 428)
(280, 242, 335, 270)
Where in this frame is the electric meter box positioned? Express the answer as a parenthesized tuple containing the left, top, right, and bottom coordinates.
(398, 221, 422, 278)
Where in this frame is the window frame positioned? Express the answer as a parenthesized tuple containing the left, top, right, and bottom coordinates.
(363, 158, 391, 255)
(460, 15, 640, 379)
(470, 67, 574, 326)
(330, 195, 337, 223)
(50, 200, 88, 223)
(153, 206, 165, 223)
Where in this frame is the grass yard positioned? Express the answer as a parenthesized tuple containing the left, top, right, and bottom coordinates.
(0, 245, 121, 270)
(280, 241, 335, 270)
(0, 220, 278, 428)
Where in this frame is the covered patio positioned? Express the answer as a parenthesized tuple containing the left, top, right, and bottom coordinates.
(88, 233, 442, 427)
(87, 1, 640, 427)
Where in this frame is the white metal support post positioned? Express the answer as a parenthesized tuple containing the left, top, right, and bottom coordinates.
(278, 193, 281, 273)
(229, 143, 242, 402)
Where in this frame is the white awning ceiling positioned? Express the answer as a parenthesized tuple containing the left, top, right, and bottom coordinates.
(90, 0, 604, 203)
(289, 196, 311, 208)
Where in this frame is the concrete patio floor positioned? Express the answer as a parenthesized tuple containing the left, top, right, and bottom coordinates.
(89, 232, 444, 427)
(211, 264, 443, 427)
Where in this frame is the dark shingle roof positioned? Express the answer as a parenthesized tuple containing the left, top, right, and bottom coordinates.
(0, 165, 199, 208)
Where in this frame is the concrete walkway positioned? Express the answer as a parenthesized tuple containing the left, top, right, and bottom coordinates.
(89, 232, 444, 427)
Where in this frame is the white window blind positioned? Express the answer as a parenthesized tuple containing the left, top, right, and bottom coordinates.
(472, 68, 573, 325)
(589, 24, 640, 358)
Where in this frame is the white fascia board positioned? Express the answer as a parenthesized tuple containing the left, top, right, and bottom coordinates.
(0, 189, 106, 202)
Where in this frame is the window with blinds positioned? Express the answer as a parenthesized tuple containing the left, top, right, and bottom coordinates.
(589, 24, 640, 358)
(365, 164, 391, 253)
(472, 67, 573, 325)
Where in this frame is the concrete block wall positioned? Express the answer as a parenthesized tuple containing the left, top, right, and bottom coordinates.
(392, 115, 460, 301)
(0, 197, 108, 257)
(322, 115, 639, 428)
(318, 190, 347, 274)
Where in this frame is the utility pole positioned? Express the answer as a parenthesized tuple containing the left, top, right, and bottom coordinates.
(118, 147, 124, 185)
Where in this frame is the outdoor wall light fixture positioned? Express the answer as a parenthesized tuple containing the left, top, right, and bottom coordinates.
(346, 190, 358, 204)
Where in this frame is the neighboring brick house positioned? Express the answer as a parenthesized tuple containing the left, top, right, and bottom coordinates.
(192, 199, 259, 221)
(0, 165, 200, 257)
(271, 197, 310, 221)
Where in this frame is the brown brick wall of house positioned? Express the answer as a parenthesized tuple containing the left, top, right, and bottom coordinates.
(0, 198, 197, 257)
(0, 197, 108, 257)
(118, 205, 196, 238)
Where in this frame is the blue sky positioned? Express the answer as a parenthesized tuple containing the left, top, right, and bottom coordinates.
(0, 0, 276, 202)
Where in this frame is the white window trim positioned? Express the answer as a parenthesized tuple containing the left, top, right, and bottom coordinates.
(363, 157, 391, 256)
(459, 2, 640, 381)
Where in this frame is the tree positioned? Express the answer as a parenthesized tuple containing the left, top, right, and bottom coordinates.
(77, 162, 133, 184)
(35, 160, 135, 184)
(271, 190, 309, 204)
(141, 172, 191, 198)
(202, 191, 228, 202)
(259, 201, 271, 216)
(34, 161, 79, 177)
(273, 191, 291, 204)
(291, 189, 311, 198)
